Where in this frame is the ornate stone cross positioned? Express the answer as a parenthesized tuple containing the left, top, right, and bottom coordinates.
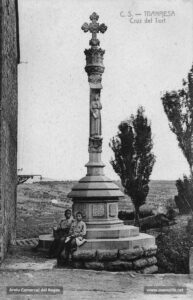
(81, 13, 107, 155)
(81, 12, 107, 47)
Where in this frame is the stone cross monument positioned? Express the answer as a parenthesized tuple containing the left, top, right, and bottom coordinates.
(39, 13, 157, 272)
(68, 12, 124, 232)
(67, 13, 157, 260)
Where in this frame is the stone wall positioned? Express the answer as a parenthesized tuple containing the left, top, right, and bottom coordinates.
(0, 0, 18, 261)
(61, 246, 158, 273)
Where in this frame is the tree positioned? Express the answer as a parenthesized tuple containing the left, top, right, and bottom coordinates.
(175, 175, 193, 214)
(161, 65, 193, 178)
(161, 65, 193, 214)
(109, 106, 156, 227)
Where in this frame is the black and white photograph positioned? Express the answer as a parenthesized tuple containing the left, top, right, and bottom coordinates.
(0, 0, 193, 299)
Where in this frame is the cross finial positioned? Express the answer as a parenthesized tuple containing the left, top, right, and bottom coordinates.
(81, 12, 107, 47)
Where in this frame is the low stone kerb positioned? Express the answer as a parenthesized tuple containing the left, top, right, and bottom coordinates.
(119, 248, 143, 261)
(105, 260, 132, 271)
(97, 249, 118, 261)
(143, 245, 157, 257)
(85, 261, 104, 270)
(133, 256, 157, 270)
(72, 249, 96, 261)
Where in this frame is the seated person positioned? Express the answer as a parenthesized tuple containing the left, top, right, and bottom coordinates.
(61, 211, 86, 261)
(48, 209, 73, 258)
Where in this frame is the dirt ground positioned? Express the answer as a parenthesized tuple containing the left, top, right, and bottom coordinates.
(0, 245, 192, 300)
(0, 269, 192, 300)
(0, 181, 192, 299)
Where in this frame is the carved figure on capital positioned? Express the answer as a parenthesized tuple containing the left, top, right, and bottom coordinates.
(89, 136, 102, 153)
(88, 74, 102, 85)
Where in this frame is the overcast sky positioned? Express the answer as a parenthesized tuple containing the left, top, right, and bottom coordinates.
(18, 0, 193, 180)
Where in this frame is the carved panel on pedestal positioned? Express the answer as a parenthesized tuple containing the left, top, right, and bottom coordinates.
(109, 204, 117, 217)
(92, 204, 105, 217)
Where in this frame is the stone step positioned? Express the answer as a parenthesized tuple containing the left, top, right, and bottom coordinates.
(38, 232, 155, 252)
(81, 234, 155, 250)
(38, 234, 54, 251)
(86, 225, 139, 239)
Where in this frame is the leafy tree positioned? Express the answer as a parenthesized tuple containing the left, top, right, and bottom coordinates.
(161, 66, 193, 177)
(175, 175, 193, 215)
(161, 66, 193, 214)
(109, 106, 156, 227)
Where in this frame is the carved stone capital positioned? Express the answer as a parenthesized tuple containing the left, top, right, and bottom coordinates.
(89, 136, 103, 153)
(84, 48, 105, 66)
(85, 66, 104, 80)
(84, 48, 105, 85)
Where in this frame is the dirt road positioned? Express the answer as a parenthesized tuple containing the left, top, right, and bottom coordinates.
(0, 269, 192, 300)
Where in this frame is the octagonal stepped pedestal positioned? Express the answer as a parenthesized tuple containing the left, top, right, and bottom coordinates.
(68, 175, 124, 229)
(38, 172, 157, 273)
(38, 175, 157, 273)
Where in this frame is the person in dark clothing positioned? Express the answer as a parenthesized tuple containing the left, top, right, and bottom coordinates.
(60, 211, 86, 262)
(48, 209, 73, 258)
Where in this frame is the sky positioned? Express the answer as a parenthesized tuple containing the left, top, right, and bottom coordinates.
(18, 0, 193, 180)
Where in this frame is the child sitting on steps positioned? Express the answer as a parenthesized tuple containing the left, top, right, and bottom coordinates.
(60, 211, 86, 262)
